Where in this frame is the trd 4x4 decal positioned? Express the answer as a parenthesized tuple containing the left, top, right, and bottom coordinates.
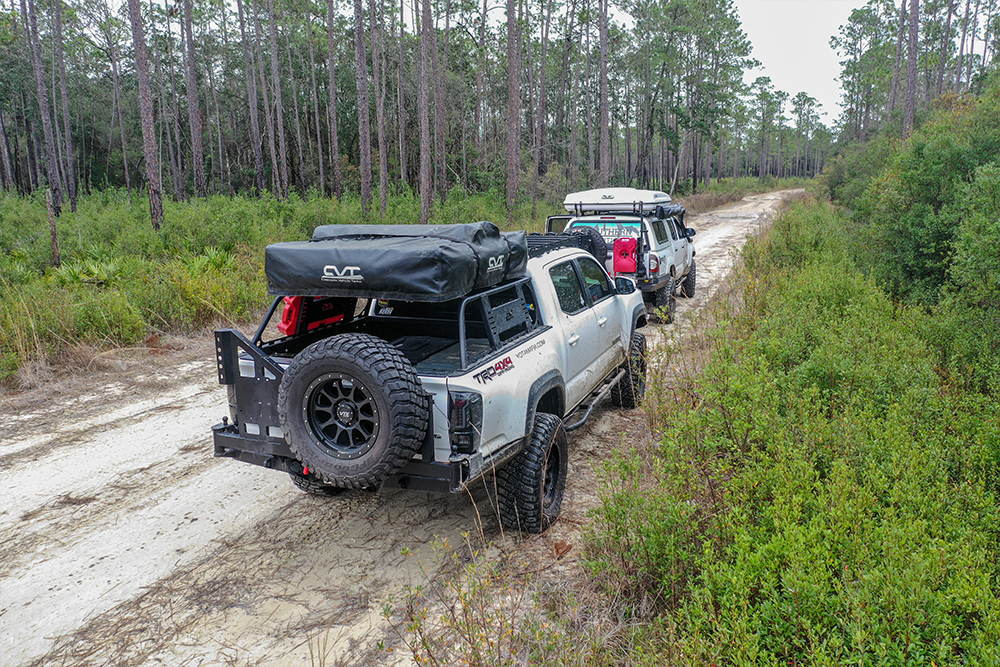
(473, 356, 514, 384)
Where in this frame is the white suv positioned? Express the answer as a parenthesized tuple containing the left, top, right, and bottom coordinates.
(547, 187, 696, 323)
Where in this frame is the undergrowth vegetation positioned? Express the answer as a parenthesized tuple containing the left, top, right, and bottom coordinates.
(585, 199, 1000, 664)
(0, 189, 534, 387)
(0, 179, 801, 389)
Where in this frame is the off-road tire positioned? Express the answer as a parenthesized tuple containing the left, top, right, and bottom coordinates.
(277, 333, 429, 489)
(497, 413, 568, 534)
(289, 472, 347, 496)
(679, 260, 697, 298)
(648, 276, 676, 324)
(571, 226, 608, 263)
(611, 332, 647, 409)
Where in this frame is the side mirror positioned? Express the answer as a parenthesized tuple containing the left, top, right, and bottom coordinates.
(615, 276, 637, 295)
(685, 228, 696, 238)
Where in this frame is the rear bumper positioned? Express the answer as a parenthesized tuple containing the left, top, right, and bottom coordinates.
(634, 275, 671, 292)
(212, 421, 465, 492)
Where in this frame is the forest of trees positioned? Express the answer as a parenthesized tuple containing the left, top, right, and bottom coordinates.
(2, 0, 838, 227)
(3, 0, 998, 225)
(833, 0, 1000, 139)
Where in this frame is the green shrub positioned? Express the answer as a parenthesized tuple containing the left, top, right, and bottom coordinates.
(586, 200, 1000, 665)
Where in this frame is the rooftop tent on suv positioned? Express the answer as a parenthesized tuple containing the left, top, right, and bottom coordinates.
(563, 187, 671, 214)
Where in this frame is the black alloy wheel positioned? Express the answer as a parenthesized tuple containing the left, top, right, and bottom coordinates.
(305, 373, 380, 459)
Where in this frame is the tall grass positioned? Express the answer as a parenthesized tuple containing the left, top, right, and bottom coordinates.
(0, 189, 552, 388)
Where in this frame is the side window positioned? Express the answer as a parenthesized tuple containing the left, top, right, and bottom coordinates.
(577, 257, 613, 304)
(667, 218, 681, 241)
(549, 262, 586, 314)
(651, 220, 669, 244)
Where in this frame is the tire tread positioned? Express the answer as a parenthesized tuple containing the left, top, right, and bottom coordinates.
(497, 413, 567, 534)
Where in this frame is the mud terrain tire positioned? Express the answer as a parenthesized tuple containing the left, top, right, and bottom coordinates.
(278, 333, 429, 489)
(497, 413, 568, 534)
(648, 276, 676, 324)
(571, 226, 608, 263)
(679, 260, 697, 298)
(611, 332, 647, 409)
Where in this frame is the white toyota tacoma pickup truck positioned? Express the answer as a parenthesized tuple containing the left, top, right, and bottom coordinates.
(547, 187, 697, 323)
(211, 223, 647, 533)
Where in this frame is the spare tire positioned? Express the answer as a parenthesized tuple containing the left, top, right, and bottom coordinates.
(277, 333, 429, 489)
(570, 226, 608, 263)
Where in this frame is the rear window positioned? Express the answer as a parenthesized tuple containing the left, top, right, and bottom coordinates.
(569, 220, 641, 244)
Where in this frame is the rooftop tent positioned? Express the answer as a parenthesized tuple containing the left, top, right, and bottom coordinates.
(563, 187, 671, 214)
(265, 222, 528, 302)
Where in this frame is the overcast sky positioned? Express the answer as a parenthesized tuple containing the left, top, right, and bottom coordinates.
(733, 0, 871, 124)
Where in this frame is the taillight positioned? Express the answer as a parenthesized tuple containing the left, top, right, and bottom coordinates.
(649, 254, 660, 276)
(448, 391, 483, 455)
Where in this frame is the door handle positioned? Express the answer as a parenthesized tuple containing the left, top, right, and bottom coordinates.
(597, 316, 608, 326)
(568, 334, 580, 345)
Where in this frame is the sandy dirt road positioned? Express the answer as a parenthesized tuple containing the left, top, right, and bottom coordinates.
(0, 190, 798, 666)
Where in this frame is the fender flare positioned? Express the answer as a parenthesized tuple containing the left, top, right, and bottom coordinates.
(524, 369, 565, 437)
(630, 302, 648, 336)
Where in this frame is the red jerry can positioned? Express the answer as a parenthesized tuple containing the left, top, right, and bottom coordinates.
(278, 296, 303, 336)
(613, 237, 637, 274)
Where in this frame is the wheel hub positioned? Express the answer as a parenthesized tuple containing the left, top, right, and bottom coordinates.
(335, 401, 358, 425)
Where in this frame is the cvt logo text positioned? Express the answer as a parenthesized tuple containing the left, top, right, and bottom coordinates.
(487, 255, 505, 273)
(322, 265, 363, 282)
(473, 357, 514, 384)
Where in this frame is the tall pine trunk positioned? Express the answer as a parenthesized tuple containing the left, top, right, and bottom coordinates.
(54, 0, 76, 212)
(149, 0, 182, 201)
(267, 0, 290, 198)
(109, 44, 132, 196)
(127, 0, 163, 230)
(183, 0, 206, 196)
(956, 0, 971, 89)
(353, 0, 372, 212)
(326, 0, 342, 197)
(965, 0, 982, 89)
(284, 19, 306, 194)
(307, 14, 325, 194)
(505, 0, 521, 217)
(418, 0, 432, 223)
(904, 0, 919, 137)
(166, 7, 187, 199)
(369, 0, 388, 214)
(397, 0, 408, 189)
(0, 113, 14, 191)
(598, 0, 610, 186)
(936, 0, 955, 96)
(252, 0, 279, 195)
(22, 0, 62, 214)
(531, 0, 552, 216)
(889, 0, 907, 113)
(236, 0, 266, 194)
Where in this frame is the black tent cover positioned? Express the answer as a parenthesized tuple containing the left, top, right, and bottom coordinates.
(265, 222, 528, 302)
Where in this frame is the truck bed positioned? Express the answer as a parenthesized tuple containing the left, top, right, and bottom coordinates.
(392, 335, 491, 375)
